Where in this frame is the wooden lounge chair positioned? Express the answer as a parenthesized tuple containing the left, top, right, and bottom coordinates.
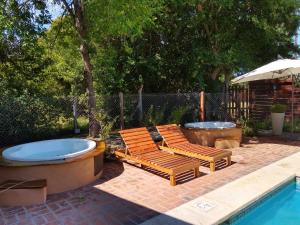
(114, 127, 200, 186)
(156, 124, 232, 172)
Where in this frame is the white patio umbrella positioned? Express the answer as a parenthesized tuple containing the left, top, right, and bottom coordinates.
(231, 59, 300, 133)
(232, 59, 300, 84)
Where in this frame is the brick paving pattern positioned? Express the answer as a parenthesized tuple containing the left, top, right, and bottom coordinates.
(1, 137, 300, 225)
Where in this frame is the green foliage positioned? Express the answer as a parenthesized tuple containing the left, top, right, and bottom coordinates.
(89, 0, 300, 93)
(0, 0, 51, 96)
(2, 0, 300, 144)
(0, 93, 72, 145)
(39, 17, 84, 96)
(168, 106, 188, 124)
(2, 0, 300, 96)
(86, 0, 161, 40)
(143, 105, 165, 126)
(94, 110, 117, 140)
(283, 119, 300, 133)
(256, 118, 272, 130)
(239, 117, 256, 137)
(271, 104, 287, 113)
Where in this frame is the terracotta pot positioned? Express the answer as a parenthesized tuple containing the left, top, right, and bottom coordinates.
(271, 113, 285, 135)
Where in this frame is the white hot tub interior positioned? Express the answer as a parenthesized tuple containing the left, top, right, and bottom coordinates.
(2, 138, 96, 162)
(184, 122, 236, 129)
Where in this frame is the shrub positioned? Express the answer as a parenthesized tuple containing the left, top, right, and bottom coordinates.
(256, 118, 272, 130)
(271, 104, 287, 113)
(239, 117, 256, 137)
(0, 94, 67, 145)
(283, 118, 300, 133)
(168, 106, 188, 124)
(95, 110, 116, 140)
(143, 105, 165, 126)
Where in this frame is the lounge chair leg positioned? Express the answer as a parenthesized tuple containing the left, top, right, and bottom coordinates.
(170, 175, 176, 186)
(226, 156, 231, 166)
(210, 162, 216, 172)
(194, 168, 200, 178)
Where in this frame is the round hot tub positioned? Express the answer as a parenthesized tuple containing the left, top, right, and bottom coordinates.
(182, 121, 242, 147)
(185, 122, 236, 129)
(0, 138, 105, 194)
(3, 138, 96, 162)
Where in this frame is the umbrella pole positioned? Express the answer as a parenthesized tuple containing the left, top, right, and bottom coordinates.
(292, 75, 294, 133)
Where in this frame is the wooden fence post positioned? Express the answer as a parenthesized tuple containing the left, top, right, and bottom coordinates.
(250, 87, 255, 119)
(237, 86, 241, 119)
(199, 91, 205, 121)
(119, 92, 125, 130)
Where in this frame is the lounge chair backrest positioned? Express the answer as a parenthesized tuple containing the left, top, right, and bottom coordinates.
(119, 127, 158, 156)
(156, 124, 189, 146)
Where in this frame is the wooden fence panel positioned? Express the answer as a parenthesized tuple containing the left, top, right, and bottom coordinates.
(227, 86, 251, 120)
(203, 86, 251, 121)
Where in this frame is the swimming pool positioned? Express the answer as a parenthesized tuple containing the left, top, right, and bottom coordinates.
(222, 178, 300, 225)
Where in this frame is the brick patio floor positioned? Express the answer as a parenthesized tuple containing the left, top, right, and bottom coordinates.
(1, 137, 300, 225)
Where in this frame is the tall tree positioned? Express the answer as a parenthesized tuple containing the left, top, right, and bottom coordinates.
(194, 0, 300, 82)
(59, 0, 99, 136)
(52, 0, 160, 136)
(40, 0, 300, 96)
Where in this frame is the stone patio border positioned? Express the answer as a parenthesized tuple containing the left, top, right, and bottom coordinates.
(141, 151, 300, 225)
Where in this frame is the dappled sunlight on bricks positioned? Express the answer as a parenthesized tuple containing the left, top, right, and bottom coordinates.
(0, 137, 300, 225)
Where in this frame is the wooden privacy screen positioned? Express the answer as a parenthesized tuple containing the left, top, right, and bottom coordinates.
(249, 79, 299, 121)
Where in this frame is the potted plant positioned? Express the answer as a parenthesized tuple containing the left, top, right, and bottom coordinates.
(271, 104, 287, 135)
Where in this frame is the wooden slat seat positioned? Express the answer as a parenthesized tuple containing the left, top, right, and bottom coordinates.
(156, 124, 232, 172)
(114, 127, 200, 186)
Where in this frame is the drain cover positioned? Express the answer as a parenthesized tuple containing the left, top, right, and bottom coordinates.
(193, 200, 215, 212)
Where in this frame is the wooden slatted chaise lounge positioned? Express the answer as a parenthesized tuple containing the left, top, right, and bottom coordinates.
(114, 127, 200, 186)
(156, 124, 232, 172)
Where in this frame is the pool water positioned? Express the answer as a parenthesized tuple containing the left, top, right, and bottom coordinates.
(223, 179, 300, 225)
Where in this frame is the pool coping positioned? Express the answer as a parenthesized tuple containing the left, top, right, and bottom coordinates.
(140, 151, 300, 225)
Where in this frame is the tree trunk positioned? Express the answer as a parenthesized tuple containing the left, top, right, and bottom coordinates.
(211, 67, 222, 80)
(73, 0, 100, 137)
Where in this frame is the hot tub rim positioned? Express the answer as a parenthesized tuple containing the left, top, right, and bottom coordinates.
(0, 139, 105, 167)
(184, 121, 237, 130)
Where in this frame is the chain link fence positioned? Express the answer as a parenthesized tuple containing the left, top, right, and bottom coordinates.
(0, 95, 87, 147)
(122, 93, 200, 128)
(205, 93, 232, 121)
(0, 93, 201, 147)
(0, 91, 248, 147)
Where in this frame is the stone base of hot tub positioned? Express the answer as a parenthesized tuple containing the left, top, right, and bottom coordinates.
(182, 127, 242, 147)
(0, 144, 105, 195)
